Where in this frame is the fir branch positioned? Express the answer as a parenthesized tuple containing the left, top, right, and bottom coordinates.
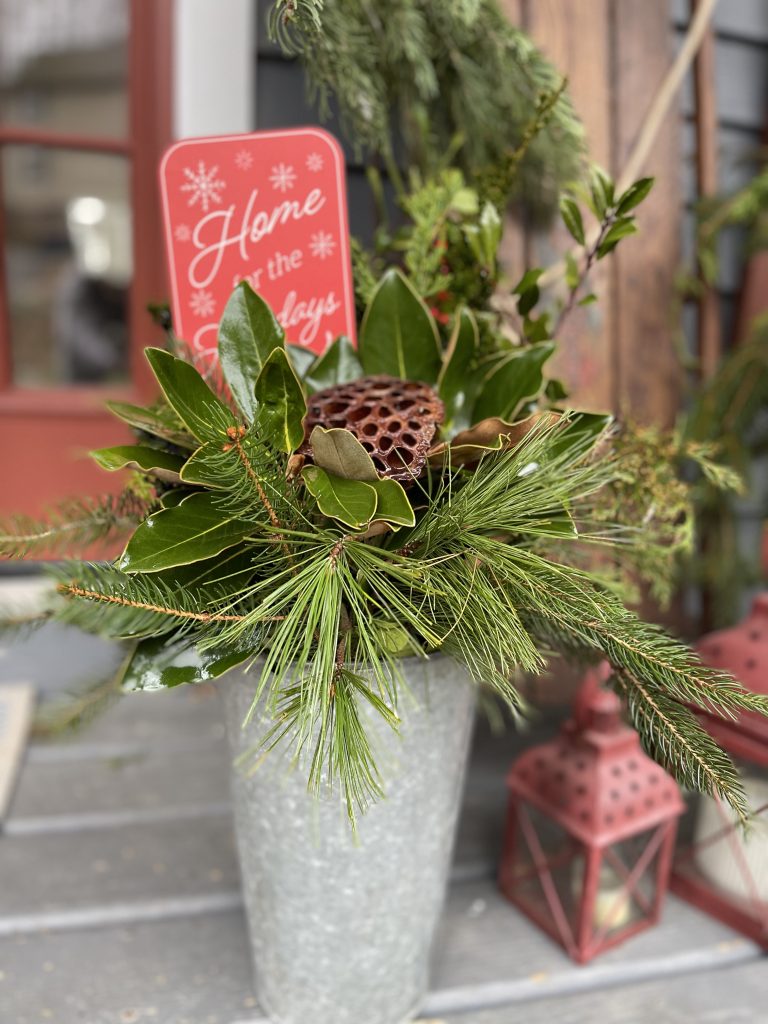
(614, 673, 751, 823)
(0, 492, 153, 560)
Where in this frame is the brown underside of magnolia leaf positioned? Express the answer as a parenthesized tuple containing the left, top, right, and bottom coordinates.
(427, 411, 560, 467)
(300, 375, 444, 481)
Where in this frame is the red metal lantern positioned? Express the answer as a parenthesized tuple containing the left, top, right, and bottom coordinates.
(499, 666, 684, 963)
(671, 592, 768, 947)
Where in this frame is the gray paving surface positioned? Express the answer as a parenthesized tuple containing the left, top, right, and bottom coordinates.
(0, 613, 766, 1023)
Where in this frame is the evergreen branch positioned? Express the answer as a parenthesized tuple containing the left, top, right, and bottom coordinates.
(0, 492, 152, 560)
(614, 673, 751, 823)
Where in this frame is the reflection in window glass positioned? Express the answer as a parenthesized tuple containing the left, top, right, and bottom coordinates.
(0, 0, 128, 138)
(3, 146, 132, 387)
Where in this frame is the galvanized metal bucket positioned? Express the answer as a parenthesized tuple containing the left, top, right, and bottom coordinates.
(218, 656, 476, 1024)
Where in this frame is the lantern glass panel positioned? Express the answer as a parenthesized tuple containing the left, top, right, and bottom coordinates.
(673, 761, 768, 943)
(509, 801, 586, 948)
(591, 828, 663, 943)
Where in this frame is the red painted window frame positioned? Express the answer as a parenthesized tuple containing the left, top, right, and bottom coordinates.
(0, 0, 173, 414)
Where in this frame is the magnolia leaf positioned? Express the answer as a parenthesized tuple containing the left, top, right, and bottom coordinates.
(471, 343, 556, 423)
(302, 465, 377, 528)
(106, 400, 194, 449)
(121, 634, 251, 692)
(145, 348, 236, 443)
(157, 546, 256, 595)
(305, 335, 362, 392)
(310, 426, 378, 481)
(286, 343, 316, 381)
(358, 268, 441, 383)
(370, 621, 418, 656)
(118, 493, 253, 573)
(218, 281, 285, 420)
(369, 478, 415, 528)
(438, 307, 478, 426)
(254, 347, 307, 453)
(90, 445, 184, 483)
(179, 443, 225, 489)
(551, 411, 613, 456)
(428, 412, 557, 467)
(160, 489, 189, 508)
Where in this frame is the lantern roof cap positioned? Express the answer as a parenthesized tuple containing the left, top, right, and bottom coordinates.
(694, 592, 768, 763)
(507, 667, 683, 845)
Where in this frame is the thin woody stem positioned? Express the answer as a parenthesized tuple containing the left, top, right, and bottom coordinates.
(226, 428, 297, 571)
(58, 584, 286, 624)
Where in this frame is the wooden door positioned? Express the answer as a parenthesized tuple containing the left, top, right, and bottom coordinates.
(0, 0, 172, 517)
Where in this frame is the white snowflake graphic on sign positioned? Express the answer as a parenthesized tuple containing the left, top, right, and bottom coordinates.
(235, 149, 253, 171)
(269, 163, 297, 192)
(174, 223, 192, 242)
(306, 152, 324, 172)
(189, 288, 216, 318)
(180, 161, 226, 211)
(309, 231, 336, 260)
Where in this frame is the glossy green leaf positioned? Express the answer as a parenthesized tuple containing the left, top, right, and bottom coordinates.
(118, 493, 253, 574)
(145, 348, 235, 443)
(254, 347, 307, 453)
(512, 268, 544, 295)
(309, 426, 378, 481)
(616, 176, 654, 215)
(358, 268, 441, 383)
(597, 217, 637, 259)
(463, 201, 502, 267)
(551, 412, 613, 456)
(90, 445, 184, 482)
(302, 465, 377, 528)
(179, 443, 225, 489)
(305, 336, 362, 392)
(438, 307, 478, 426)
(160, 489, 190, 508)
(156, 545, 256, 596)
(369, 478, 415, 528)
(472, 343, 556, 423)
(218, 281, 285, 420)
(560, 196, 585, 245)
(121, 634, 251, 692)
(105, 400, 195, 449)
(286, 343, 316, 381)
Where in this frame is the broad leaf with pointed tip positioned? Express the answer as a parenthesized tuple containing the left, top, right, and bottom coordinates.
(359, 268, 442, 383)
(310, 426, 378, 481)
(428, 412, 560, 467)
(106, 400, 194, 448)
(254, 347, 307, 453)
(305, 335, 362, 392)
(369, 479, 415, 528)
(121, 635, 251, 692)
(118, 493, 253, 573)
(180, 443, 226, 489)
(145, 348, 235, 443)
(471, 343, 556, 423)
(218, 282, 285, 420)
(286, 343, 316, 381)
(438, 307, 478, 426)
(302, 465, 377, 528)
(90, 445, 185, 483)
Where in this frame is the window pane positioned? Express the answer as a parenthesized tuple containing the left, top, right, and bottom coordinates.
(0, 0, 129, 138)
(3, 145, 132, 387)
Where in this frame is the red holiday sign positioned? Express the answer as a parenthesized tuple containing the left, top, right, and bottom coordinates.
(160, 128, 356, 362)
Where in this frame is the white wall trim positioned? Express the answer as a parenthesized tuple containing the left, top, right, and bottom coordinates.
(173, 0, 255, 139)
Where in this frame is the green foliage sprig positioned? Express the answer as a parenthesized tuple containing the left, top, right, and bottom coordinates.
(4, 274, 766, 827)
(269, 0, 584, 216)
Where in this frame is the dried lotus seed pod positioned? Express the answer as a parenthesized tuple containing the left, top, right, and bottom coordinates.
(300, 374, 444, 481)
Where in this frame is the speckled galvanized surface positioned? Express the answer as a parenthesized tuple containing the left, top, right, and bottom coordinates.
(218, 656, 477, 1024)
